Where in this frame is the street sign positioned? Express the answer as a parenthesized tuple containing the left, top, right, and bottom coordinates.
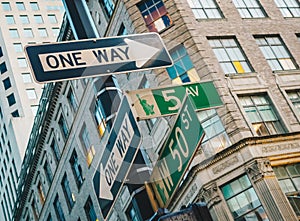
(149, 96, 204, 207)
(92, 96, 141, 219)
(25, 33, 173, 83)
(127, 81, 222, 120)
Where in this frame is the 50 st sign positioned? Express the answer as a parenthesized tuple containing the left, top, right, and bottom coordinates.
(127, 81, 222, 120)
(150, 96, 204, 207)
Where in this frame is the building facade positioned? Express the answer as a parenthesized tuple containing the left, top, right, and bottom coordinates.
(13, 0, 300, 221)
(0, 0, 64, 220)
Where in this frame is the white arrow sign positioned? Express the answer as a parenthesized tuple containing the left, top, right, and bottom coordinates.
(25, 33, 173, 83)
(99, 113, 134, 200)
(38, 38, 160, 72)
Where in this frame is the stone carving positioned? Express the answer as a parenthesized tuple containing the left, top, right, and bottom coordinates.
(212, 156, 239, 174)
(246, 159, 274, 182)
(262, 143, 299, 153)
(199, 182, 221, 209)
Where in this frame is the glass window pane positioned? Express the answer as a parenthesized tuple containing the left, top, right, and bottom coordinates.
(34, 15, 43, 24)
(20, 15, 29, 24)
(5, 15, 15, 24)
(9, 29, 19, 38)
(30, 2, 39, 11)
(17, 58, 27, 67)
(13, 43, 23, 52)
(2, 2, 11, 11)
(258, 106, 278, 121)
(16, 2, 25, 10)
(48, 14, 57, 23)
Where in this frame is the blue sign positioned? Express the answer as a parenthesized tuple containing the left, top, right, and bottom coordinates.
(93, 96, 141, 219)
(25, 33, 172, 83)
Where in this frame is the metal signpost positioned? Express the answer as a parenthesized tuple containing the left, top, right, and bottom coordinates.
(92, 96, 141, 220)
(25, 32, 172, 83)
(126, 81, 222, 120)
(149, 96, 205, 207)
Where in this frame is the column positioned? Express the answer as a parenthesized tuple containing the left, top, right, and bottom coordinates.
(246, 158, 298, 221)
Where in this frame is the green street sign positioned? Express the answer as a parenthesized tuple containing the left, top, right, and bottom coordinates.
(127, 81, 222, 120)
(149, 96, 204, 207)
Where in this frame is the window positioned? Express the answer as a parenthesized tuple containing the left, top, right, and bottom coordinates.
(0, 47, 2, 57)
(274, 0, 300, 17)
(43, 160, 53, 184)
(232, 0, 266, 18)
(47, 214, 52, 221)
(166, 45, 200, 84)
(187, 0, 223, 19)
(2, 2, 11, 11)
(22, 73, 32, 83)
(99, 0, 115, 19)
(30, 2, 39, 11)
(26, 89, 37, 99)
(67, 88, 78, 111)
(84, 196, 98, 221)
(11, 110, 19, 117)
(239, 94, 285, 136)
(13, 43, 23, 52)
(7, 94, 16, 106)
(69, 151, 84, 188)
(31, 198, 39, 221)
(34, 15, 43, 24)
(20, 15, 29, 24)
(31, 105, 38, 116)
(24, 28, 34, 38)
(61, 174, 75, 209)
(5, 15, 15, 24)
(255, 36, 297, 71)
(137, 0, 172, 32)
(198, 109, 231, 157)
(80, 125, 95, 166)
(38, 28, 48, 37)
(117, 24, 128, 36)
(52, 28, 60, 37)
(126, 205, 141, 221)
(3, 78, 11, 90)
(48, 14, 57, 23)
(94, 95, 110, 137)
(221, 174, 268, 220)
(50, 138, 60, 163)
(16, 2, 25, 11)
(273, 163, 300, 216)
(209, 37, 253, 75)
(58, 115, 69, 138)
(17, 58, 28, 68)
(53, 195, 65, 221)
(0, 63, 7, 74)
(287, 90, 300, 115)
(9, 29, 19, 38)
(37, 181, 45, 205)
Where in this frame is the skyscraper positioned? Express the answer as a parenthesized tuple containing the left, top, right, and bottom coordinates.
(13, 0, 300, 221)
(0, 1, 64, 220)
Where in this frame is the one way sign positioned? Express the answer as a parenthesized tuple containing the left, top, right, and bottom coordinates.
(93, 96, 141, 219)
(25, 33, 172, 83)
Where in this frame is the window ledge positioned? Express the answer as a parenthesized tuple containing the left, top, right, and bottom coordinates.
(225, 72, 258, 79)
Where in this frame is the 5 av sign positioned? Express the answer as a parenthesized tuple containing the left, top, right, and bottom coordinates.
(25, 33, 172, 83)
(127, 81, 222, 120)
(150, 97, 204, 207)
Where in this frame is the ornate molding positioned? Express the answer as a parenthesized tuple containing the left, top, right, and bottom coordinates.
(246, 159, 274, 182)
(179, 183, 198, 208)
(199, 182, 221, 209)
(262, 143, 299, 153)
(212, 156, 239, 174)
